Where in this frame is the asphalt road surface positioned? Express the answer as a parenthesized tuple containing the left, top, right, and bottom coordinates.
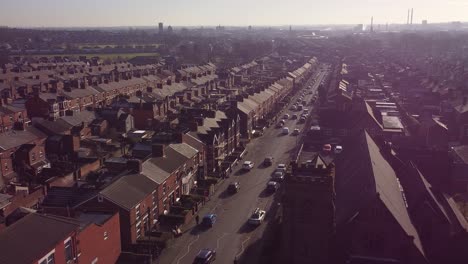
(157, 65, 329, 264)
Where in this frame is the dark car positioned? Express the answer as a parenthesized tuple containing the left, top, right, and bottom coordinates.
(263, 156, 274, 166)
(202, 214, 217, 227)
(291, 114, 298, 120)
(271, 171, 285, 182)
(193, 249, 216, 264)
(267, 181, 280, 192)
(228, 182, 240, 193)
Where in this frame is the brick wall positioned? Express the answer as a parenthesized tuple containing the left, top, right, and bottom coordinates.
(78, 212, 121, 264)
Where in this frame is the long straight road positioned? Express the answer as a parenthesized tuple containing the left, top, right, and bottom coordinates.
(158, 65, 329, 264)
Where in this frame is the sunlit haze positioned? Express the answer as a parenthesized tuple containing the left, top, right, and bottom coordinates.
(1, 0, 467, 27)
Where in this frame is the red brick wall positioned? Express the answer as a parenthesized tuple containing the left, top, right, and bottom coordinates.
(78, 213, 121, 264)
(32, 233, 76, 264)
(156, 173, 180, 217)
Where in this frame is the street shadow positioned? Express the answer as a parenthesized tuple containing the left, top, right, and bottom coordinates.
(258, 189, 273, 198)
(189, 224, 211, 235)
(234, 169, 247, 176)
(218, 189, 232, 199)
(237, 221, 257, 234)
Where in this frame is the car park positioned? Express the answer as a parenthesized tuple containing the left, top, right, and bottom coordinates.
(228, 182, 240, 193)
(248, 208, 266, 225)
(264, 156, 274, 166)
(193, 249, 216, 264)
(242, 161, 254, 170)
(202, 214, 217, 227)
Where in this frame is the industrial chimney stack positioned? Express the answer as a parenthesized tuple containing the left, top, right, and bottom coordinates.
(411, 8, 414, 25)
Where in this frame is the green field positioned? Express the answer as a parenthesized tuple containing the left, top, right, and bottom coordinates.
(18, 53, 159, 61)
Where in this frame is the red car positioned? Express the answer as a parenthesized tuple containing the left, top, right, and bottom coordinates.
(323, 144, 332, 152)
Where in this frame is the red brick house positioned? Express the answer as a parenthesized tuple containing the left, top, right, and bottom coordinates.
(79, 174, 159, 249)
(0, 212, 121, 264)
(0, 104, 29, 134)
(0, 126, 48, 184)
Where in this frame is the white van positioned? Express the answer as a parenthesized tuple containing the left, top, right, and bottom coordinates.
(282, 127, 289, 135)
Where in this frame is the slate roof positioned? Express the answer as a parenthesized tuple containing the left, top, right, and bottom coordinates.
(452, 145, 468, 164)
(335, 131, 425, 257)
(0, 126, 46, 150)
(100, 174, 158, 211)
(60, 111, 97, 127)
(169, 143, 198, 159)
(0, 213, 78, 264)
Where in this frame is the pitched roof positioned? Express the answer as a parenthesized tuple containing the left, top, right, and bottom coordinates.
(0, 126, 46, 151)
(335, 131, 425, 257)
(168, 143, 198, 159)
(0, 213, 78, 264)
(100, 174, 158, 210)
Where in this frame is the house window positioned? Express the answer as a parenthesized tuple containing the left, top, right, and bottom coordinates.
(64, 238, 72, 262)
(39, 150, 44, 158)
(104, 231, 108, 240)
(135, 204, 141, 221)
(91, 258, 98, 264)
(136, 221, 142, 239)
(4, 162, 8, 171)
(163, 182, 167, 195)
(152, 191, 157, 206)
(31, 152, 36, 162)
(39, 249, 55, 264)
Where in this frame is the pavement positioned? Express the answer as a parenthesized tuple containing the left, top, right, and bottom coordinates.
(156, 65, 329, 264)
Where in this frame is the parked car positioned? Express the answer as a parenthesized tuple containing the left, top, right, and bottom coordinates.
(283, 113, 290, 119)
(252, 130, 263, 137)
(202, 214, 217, 227)
(248, 208, 266, 225)
(282, 127, 289, 135)
(271, 171, 285, 182)
(193, 249, 216, 264)
(228, 182, 240, 193)
(292, 128, 300, 135)
(266, 181, 280, 192)
(276, 122, 283, 128)
(277, 163, 287, 170)
(334, 145, 343, 154)
(323, 144, 332, 152)
(291, 114, 298, 119)
(264, 156, 274, 166)
(242, 161, 254, 170)
(299, 117, 306, 123)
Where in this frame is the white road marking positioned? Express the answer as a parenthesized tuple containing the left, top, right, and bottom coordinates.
(216, 233, 228, 249)
(175, 234, 200, 264)
(236, 236, 251, 258)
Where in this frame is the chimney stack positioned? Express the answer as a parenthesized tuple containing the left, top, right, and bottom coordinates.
(411, 8, 414, 25)
(152, 144, 165, 157)
(407, 9, 410, 25)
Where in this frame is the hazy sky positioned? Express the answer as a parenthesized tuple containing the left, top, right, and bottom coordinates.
(0, 0, 467, 27)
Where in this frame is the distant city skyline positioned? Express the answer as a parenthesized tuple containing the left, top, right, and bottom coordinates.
(0, 0, 467, 28)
